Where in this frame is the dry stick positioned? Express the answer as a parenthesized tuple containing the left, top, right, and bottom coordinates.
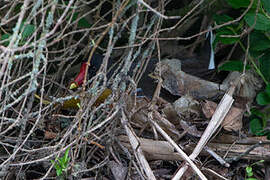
(149, 117, 207, 180)
(0, 0, 31, 100)
(113, 0, 253, 52)
(116, 139, 146, 180)
(74, 0, 130, 161)
(204, 146, 230, 167)
(201, 167, 229, 180)
(148, 73, 206, 179)
(121, 109, 156, 180)
(142, 0, 254, 41)
(137, 0, 180, 19)
(82, 0, 131, 91)
(226, 141, 262, 163)
(172, 77, 241, 180)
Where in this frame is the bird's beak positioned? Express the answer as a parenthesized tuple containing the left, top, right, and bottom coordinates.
(70, 82, 78, 90)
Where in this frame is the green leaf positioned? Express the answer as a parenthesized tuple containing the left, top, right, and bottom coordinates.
(244, 13, 270, 31)
(236, 19, 245, 31)
(249, 50, 264, 58)
(51, 158, 64, 177)
(262, 0, 270, 13)
(54, 162, 61, 172)
(250, 117, 264, 135)
(213, 14, 233, 25)
(259, 52, 270, 82)
(58, 157, 65, 168)
(267, 133, 270, 139)
(216, 30, 240, 44)
(250, 31, 270, 51)
(246, 178, 258, 180)
(219, 60, 250, 72)
(246, 166, 253, 177)
(63, 148, 70, 164)
(256, 91, 270, 105)
(70, 12, 91, 28)
(266, 84, 270, 94)
(1, 33, 11, 47)
(56, 168, 63, 177)
(226, 0, 251, 9)
(51, 159, 60, 170)
(250, 108, 264, 118)
(213, 15, 239, 34)
(2, 22, 35, 46)
(78, 18, 91, 28)
(22, 24, 35, 40)
(50, 160, 55, 165)
(251, 108, 267, 128)
(227, 0, 259, 9)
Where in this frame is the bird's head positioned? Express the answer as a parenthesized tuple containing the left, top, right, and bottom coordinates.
(70, 54, 104, 89)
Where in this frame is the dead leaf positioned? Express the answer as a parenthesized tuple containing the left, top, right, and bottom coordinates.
(173, 95, 200, 115)
(202, 100, 217, 119)
(180, 120, 203, 137)
(44, 131, 57, 139)
(202, 100, 243, 131)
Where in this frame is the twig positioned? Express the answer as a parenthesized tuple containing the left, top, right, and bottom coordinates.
(149, 112, 207, 180)
(204, 146, 230, 167)
(137, 0, 180, 19)
(226, 141, 262, 163)
(121, 109, 156, 180)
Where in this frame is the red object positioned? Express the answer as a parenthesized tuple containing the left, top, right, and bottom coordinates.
(74, 62, 88, 86)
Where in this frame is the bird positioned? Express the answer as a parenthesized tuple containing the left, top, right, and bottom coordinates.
(69, 53, 112, 90)
(69, 53, 180, 106)
(35, 54, 162, 109)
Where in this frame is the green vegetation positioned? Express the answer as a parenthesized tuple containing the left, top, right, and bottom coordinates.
(245, 160, 264, 180)
(215, 0, 270, 138)
(50, 148, 71, 178)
